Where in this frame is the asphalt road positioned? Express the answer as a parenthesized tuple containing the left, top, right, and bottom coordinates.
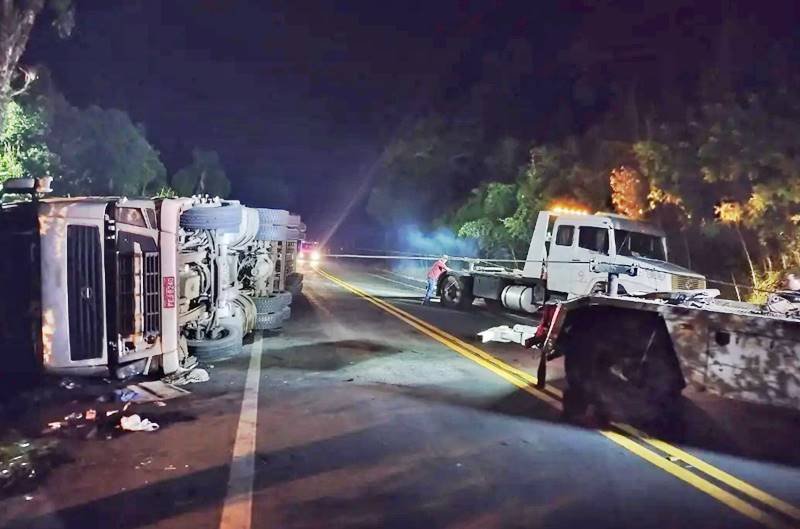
(2, 260, 800, 529)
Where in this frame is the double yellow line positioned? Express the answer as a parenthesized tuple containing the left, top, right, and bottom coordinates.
(317, 267, 800, 529)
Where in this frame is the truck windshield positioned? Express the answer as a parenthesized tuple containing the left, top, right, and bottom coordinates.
(614, 229, 666, 261)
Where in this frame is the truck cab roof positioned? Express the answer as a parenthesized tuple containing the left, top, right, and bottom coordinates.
(550, 211, 666, 237)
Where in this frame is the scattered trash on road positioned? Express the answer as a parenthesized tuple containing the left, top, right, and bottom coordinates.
(120, 414, 160, 432)
(0, 437, 61, 498)
(114, 388, 138, 403)
(163, 367, 210, 386)
(58, 379, 79, 390)
(85, 409, 97, 421)
(478, 324, 538, 345)
(63, 412, 82, 422)
(114, 381, 189, 403)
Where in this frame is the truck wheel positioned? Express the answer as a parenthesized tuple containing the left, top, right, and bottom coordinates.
(440, 274, 474, 310)
(286, 273, 303, 296)
(254, 306, 291, 331)
(180, 203, 242, 233)
(256, 224, 288, 241)
(257, 208, 289, 226)
(253, 292, 292, 313)
(186, 323, 243, 362)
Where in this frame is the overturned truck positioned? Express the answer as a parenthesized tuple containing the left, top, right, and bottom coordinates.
(530, 269, 800, 422)
(0, 177, 307, 378)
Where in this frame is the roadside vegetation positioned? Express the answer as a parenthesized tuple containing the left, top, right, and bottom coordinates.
(367, 18, 800, 298)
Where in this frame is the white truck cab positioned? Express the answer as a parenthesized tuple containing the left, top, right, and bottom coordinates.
(524, 211, 705, 297)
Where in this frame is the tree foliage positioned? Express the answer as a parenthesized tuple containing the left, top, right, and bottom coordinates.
(49, 104, 167, 195)
(0, 0, 74, 128)
(610, 166, 647, 219)
(0, 99, 57, 183)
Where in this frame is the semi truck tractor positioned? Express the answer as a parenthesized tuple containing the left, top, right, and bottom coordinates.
(438, 209, 706, 312)
(0, 177, 304, 377)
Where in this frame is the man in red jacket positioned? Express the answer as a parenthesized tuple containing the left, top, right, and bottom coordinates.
(422, 255, 449, 305)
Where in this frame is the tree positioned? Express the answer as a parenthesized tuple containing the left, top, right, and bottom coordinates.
(366, 114, 482, 228)
(172, 148, 231, 198)
(451, 182, 530, 259)
(0, 98, 57, 183)
(49, 104, 167, 195)
(610, 166, 647, 219)
(0, 0, 74, 128)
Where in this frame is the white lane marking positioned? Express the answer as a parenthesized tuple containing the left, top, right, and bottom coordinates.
(219, 332, 263, 529)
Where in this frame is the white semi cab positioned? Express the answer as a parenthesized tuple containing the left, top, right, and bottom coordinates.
(438, 210, 706, 312)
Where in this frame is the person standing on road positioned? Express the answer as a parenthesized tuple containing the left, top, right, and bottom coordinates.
(423, 255, 449, 305)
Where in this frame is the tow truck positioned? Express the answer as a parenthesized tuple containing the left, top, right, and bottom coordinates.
(0, 177, 306, 377)
(523, 262, 800, 421)
(437, 209, 706, 312)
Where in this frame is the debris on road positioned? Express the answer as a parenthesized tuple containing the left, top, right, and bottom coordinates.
(163, 367, 210, 386)
(478, 324, 538, 345)
(58, 378, 79, 390)
(114, 381, 190, 403)
(0, 437, 61, 498)
(85, 409, 97, 421)
(120, 415, 160, 432)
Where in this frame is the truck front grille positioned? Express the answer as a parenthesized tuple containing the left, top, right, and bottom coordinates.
(672, 274, 706, 290)
(67, 225, 104, 361)
(117, 252, 160, 338)
(143, 252, 160, 335)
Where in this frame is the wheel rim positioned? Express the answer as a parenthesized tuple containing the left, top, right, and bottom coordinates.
(442, 276, 462, 304)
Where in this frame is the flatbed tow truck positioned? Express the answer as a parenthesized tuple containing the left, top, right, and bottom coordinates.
(437, 209, 706, 312)
(523, 263, 800, 422)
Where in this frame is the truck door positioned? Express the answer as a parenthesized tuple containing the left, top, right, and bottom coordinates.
(575, 226, 610, 294)
(546, 223, 576, 295)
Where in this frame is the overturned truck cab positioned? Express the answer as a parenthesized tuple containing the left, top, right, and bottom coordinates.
(0, 178, 305, 378)
(533, 291, 800, 422)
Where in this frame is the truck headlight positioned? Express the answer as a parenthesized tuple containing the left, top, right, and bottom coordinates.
(310, 250, 321, 262)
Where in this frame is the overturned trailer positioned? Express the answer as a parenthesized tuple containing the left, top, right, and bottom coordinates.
(0, 177, 306, 378)
(532, 284, 800, 422)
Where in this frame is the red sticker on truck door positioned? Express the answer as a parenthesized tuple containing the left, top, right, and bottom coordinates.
(163, 276, 176, 308)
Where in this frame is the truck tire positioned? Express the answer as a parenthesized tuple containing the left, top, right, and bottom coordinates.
(186, 323, 243, 362)
(256, 224, 288, 241)
(440, 274, 474, 310)
(286, 273, 303, 296)
(180, 203, 242, 233)
(257, 208, 289, 226)
(254, 306, 291, 331)
(253, 292, 292, 313)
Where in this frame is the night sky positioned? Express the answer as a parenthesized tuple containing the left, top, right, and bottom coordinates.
(24, 0, 799, 242)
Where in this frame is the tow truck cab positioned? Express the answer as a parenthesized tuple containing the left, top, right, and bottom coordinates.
(523, 211, 705, 297)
